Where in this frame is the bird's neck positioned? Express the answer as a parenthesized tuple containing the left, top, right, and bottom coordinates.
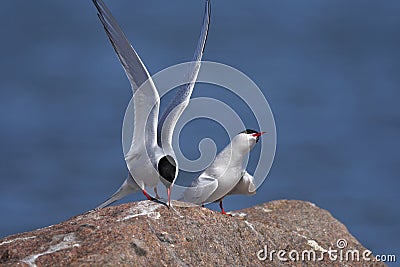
(214, 141, 250, 169)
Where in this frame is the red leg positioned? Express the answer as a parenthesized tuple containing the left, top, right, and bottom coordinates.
(142, 188, 169, 209)
(154, 187, 160, 199)
(142, 189, 153, 200)
(219, 200, 231, 216)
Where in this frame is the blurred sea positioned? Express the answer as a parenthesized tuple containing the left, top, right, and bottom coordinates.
(0, 0, 399, 263)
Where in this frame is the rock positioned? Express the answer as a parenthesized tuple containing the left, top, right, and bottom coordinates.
(0, 200, 386, 266)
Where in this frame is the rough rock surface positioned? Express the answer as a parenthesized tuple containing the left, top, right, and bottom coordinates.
(0, 200, 386, 266)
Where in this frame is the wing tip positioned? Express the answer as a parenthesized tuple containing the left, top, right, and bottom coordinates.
(200, 0, 211, 55)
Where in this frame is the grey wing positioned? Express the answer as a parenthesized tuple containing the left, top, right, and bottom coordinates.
(93, 0, 160, 150)
(227, 171, 257, 196)
(157, 0, 211, 148)
(183, 173, 218, 205)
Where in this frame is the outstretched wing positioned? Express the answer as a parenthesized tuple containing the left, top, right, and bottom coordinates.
(157, 0, 211, 148)
(227, 171, 257, 196)
(93, 0, 160, 150)
(183, 173, 218, 205)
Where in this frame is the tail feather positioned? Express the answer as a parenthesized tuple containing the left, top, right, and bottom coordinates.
(95, 174, 140, 210)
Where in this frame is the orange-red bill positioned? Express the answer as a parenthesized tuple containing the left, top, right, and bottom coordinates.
(252, 131, 266, 137)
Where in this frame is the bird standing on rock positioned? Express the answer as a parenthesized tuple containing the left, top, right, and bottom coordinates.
(92, 0, 211, 209)
(183, 130, 265, 214)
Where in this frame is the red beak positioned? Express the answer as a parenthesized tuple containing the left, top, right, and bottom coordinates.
(167, 187, 171, 208)
(252, 132, 266, 137)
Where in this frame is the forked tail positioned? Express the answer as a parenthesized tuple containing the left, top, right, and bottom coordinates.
(95, 174, 140, 210)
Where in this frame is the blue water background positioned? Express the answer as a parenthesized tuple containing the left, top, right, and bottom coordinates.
(0, 0, 399, 262)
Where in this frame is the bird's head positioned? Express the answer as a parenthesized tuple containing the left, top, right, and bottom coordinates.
(157, 154, 177, 208)
(235, 129, 266, 151)
(157, 155, 177, 187)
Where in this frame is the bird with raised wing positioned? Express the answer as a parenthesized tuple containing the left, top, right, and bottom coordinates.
(92, 0, 211, 209)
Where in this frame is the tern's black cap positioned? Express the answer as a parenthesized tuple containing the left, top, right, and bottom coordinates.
(240, 129, 262, 143)
(158, 155, 176, 186)
(240, 129, 258, 135)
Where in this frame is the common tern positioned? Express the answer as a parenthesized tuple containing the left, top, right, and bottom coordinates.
(183, 129, 265, 214)
(92, 0, 211, 209)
